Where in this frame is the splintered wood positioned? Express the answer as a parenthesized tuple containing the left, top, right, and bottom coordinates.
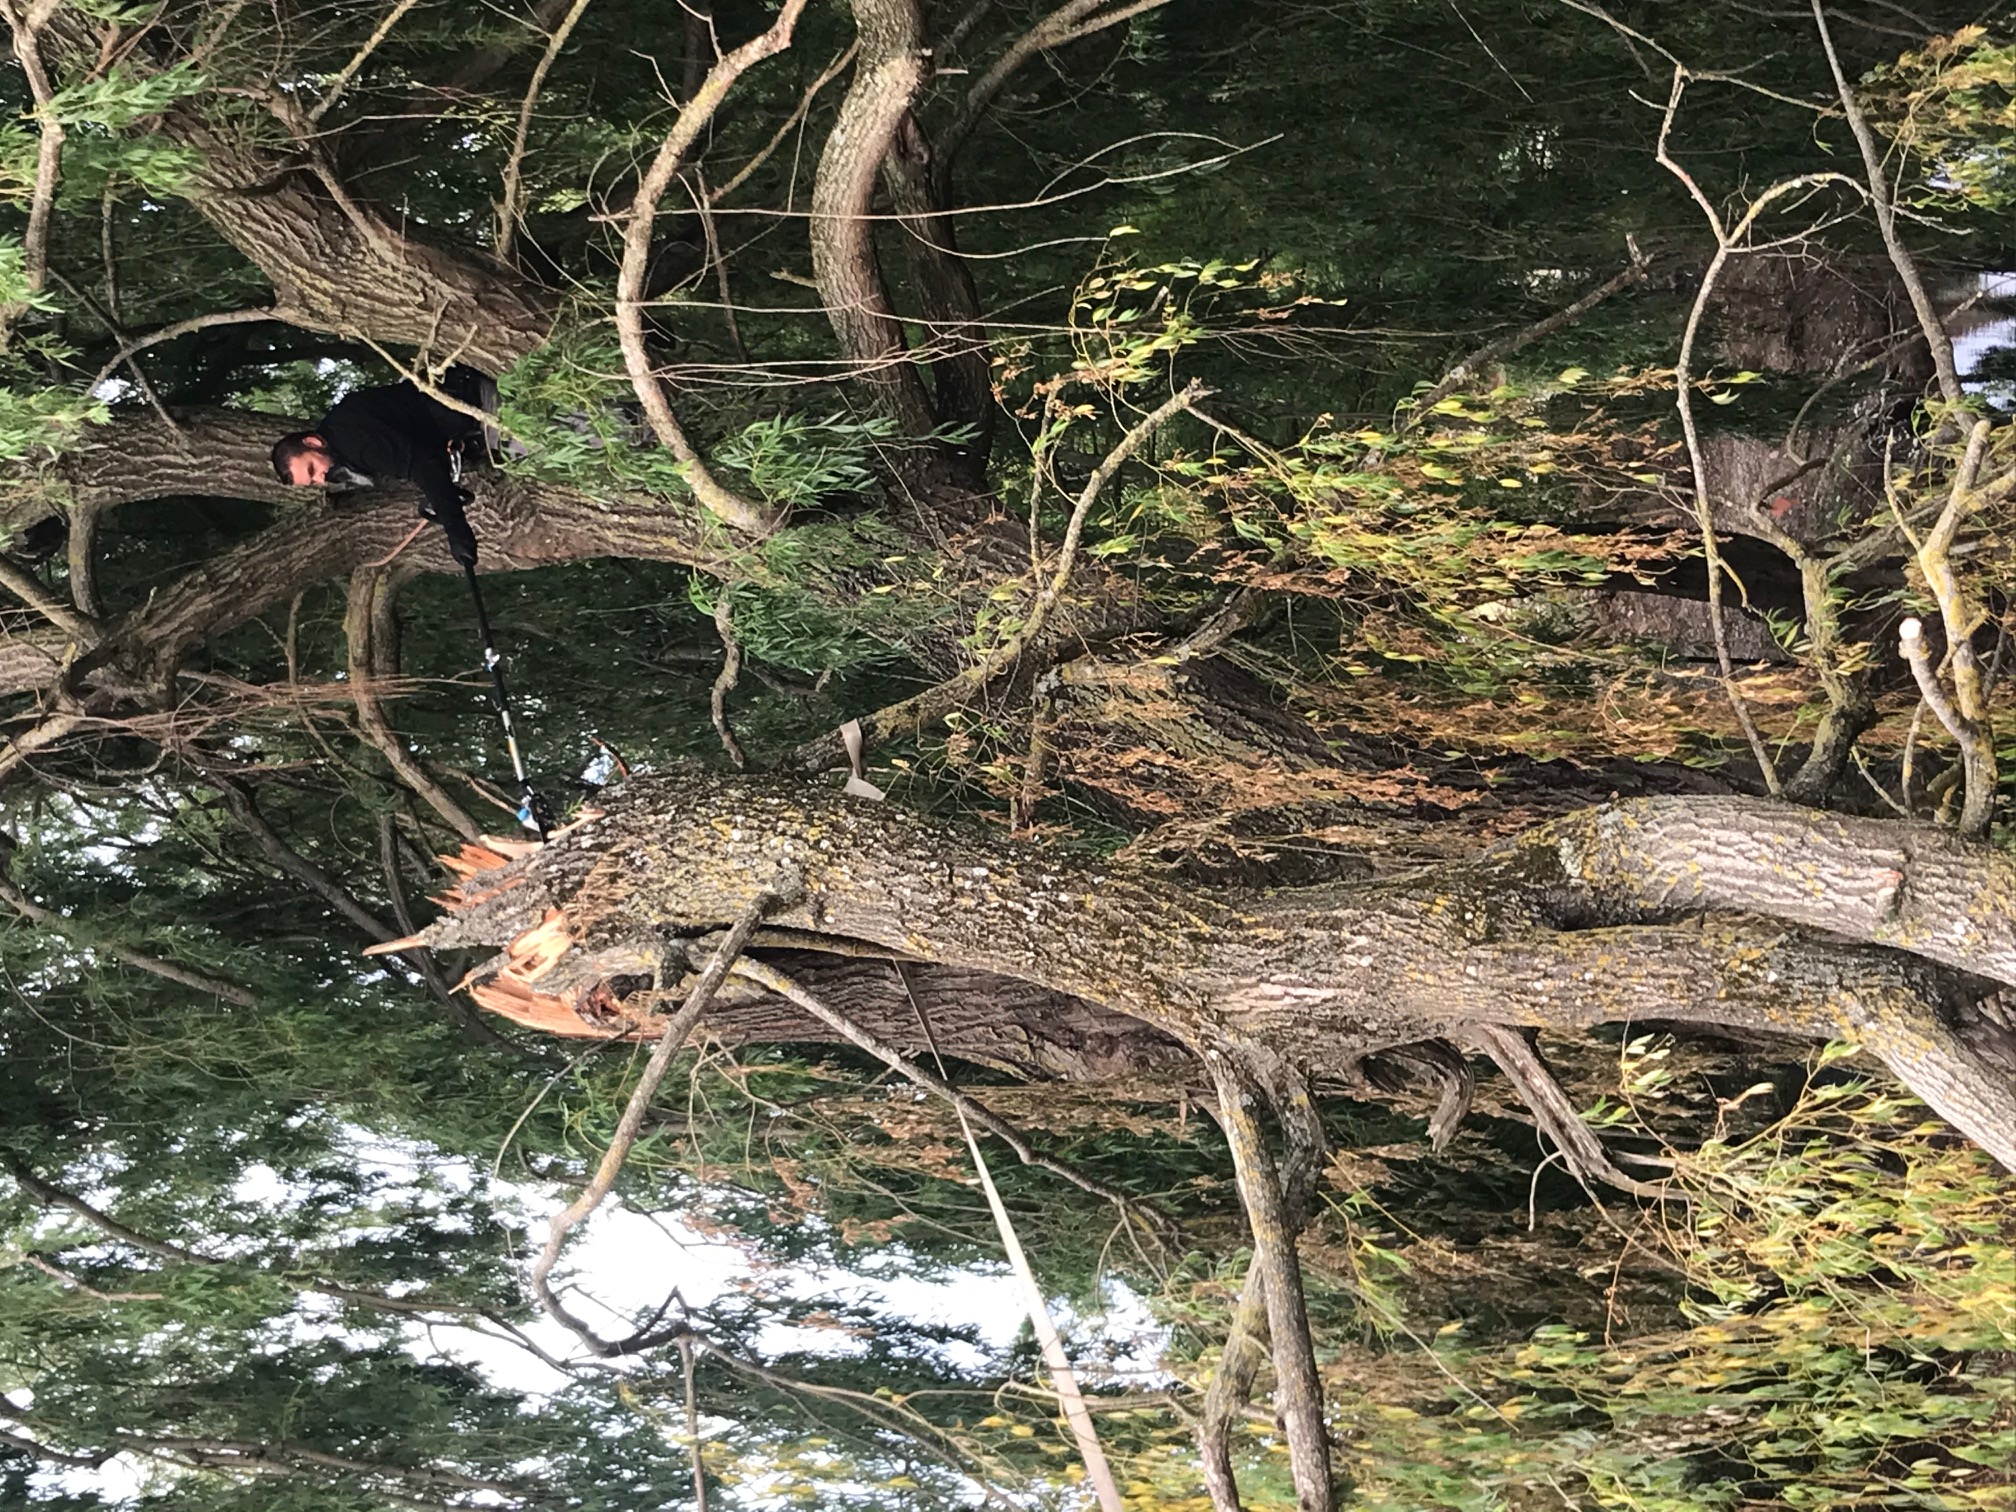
(381, 830, 672, 1040)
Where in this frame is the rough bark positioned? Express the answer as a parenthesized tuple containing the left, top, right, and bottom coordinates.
(881, 110, 994, 457)
(809, 0, 938, 436)
(180, 140, 551, 372)
(405, 776, 2016, 1172)
(33, 12, 556, 374)
(0, 410, 729, 706)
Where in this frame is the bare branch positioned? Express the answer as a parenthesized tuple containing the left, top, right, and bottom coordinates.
(5, 1156, 222, 1266)
(937, 0, 1173, 179)
(679, 1338, 709, 1512)
(1466, 1025, 1668, 1198)
(1406, 247, 1651, 422)
(86, 307, 283, 398)
(707, 43, 856, 204)
(530, 895, 777, 1350)
(1890, 419, 1998, 836)
(0, 0, 66, 330)
(0, 554, 95, 640)
(494, 0, 594, 265)
(307, 0, 424, 123)
(1204, 1053, 1332, 1512)
(1811, 0, 1963, 406)
(1899, 618, 1995, 837)
(344, 568, 484, 841)
(1656, 67, 1866, 795)
(614, 2, 808, 535)
(708, 593, 747, 770)
(792, 380, 1204, 767)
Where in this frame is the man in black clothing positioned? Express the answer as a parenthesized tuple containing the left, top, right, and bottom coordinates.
(271, 366, 493, 565)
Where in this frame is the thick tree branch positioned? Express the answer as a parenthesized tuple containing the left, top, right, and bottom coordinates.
(808, 0, 938, 435)
(409, 775, 2016, 1176)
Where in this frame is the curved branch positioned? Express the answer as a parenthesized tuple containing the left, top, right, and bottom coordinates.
(494, 0, 594, 265)
(0, 554, 94, 640)
(612, 4, 806, 534)
(86, 307, 284, 398)
(935, 0, 1172, 181)
(808, 0, 937, 434)
(344, 568, 483, 841)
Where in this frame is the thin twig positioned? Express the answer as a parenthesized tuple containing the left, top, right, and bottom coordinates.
(494, 0, 595, 264)
(733, 956, 1170, 1227)
(938, 0, 1174, 183)
(0, 875, 256, 1005)
(1811, 0, 1963, 407)
(679, 1337, 708, 1512)
(308, 0, 424, 123)
(708, 593, 747, 770)
(708, 43, 856, 204)
(1656, 68, 1864, 794)
(614, 3, 808, 535)
(530, 896, 777, 1349)
(792, 382, 1204, 768)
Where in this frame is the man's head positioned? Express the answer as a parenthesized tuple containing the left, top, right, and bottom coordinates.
(271, 431, 333, 487)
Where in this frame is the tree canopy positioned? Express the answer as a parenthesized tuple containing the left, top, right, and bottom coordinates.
(0, 1, 2014, 1508)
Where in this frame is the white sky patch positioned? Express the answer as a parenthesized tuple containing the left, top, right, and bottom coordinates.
(1954, 270, 2016, 403)
(215, 1127, 1174, 1405)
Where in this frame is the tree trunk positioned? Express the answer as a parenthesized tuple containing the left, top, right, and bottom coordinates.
(410, 775, 2016, 1172)
(809, 0, 939, 437)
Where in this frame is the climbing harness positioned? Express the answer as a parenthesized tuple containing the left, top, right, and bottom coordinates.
(449, 441, 554, 840)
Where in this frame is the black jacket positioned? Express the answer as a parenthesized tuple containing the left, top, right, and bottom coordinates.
(317, 369, 487, 564)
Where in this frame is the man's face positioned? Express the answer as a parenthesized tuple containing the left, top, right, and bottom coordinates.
(283, 442, 332, 486)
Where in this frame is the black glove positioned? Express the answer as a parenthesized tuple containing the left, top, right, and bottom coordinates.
(420, 488, 479, 566)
